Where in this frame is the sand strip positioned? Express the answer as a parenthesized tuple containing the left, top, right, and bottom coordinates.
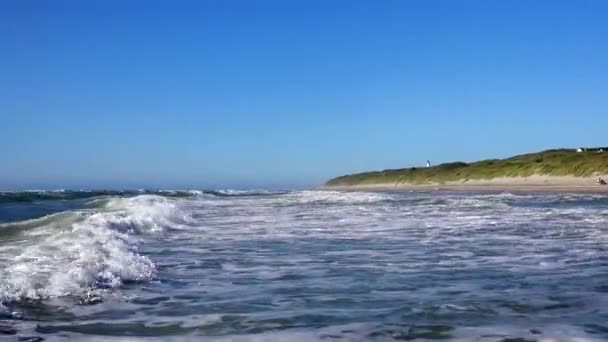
(324, 175, 608, 193)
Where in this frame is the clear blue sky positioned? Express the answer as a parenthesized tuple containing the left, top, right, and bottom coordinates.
(1, 0, 607, 189)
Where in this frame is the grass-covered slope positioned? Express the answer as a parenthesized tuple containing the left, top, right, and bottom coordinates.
(326, 149, 608, 186)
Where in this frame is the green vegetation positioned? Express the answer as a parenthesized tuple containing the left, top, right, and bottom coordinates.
(326, 149, 608, 186)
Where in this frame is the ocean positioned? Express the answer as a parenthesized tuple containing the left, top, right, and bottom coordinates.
(0, 189, 607, 341)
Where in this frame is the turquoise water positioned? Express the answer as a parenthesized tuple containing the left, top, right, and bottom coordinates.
(1, 190, 608, 341)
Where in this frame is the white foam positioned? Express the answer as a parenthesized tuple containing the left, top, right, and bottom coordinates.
(286, 190, 394, 204)
(214, 189, 282, 196)
(0, 195, 188, 302)
(104, 195, 194, 231)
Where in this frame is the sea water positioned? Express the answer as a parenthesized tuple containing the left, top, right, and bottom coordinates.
(1, 189, 607, 341)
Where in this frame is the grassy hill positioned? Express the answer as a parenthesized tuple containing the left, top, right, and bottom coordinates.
(325, 149, 608, 187)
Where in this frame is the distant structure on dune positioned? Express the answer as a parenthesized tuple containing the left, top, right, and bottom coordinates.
(577, 147, 607, 153)
(426, 160, 431, 168)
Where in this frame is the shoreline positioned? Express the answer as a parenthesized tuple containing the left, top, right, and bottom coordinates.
(324, 175, 608, 193)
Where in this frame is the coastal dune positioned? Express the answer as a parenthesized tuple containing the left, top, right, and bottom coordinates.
(325, 148, 608, 192)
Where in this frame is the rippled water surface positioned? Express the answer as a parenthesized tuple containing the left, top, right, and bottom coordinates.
(1, 189, 608, 341)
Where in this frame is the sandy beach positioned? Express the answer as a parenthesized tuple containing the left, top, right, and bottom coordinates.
(325, 175, 608, 193)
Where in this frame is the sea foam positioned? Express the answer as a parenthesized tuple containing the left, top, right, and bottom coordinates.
(0, 195, 186, 302)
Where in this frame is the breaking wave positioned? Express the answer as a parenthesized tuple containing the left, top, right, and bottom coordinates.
(0, 195, 188, 303)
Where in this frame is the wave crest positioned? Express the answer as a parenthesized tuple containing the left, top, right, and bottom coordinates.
(0, 195, 186, 303)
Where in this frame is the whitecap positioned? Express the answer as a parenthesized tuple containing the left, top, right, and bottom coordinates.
(0, 195, 188, 303)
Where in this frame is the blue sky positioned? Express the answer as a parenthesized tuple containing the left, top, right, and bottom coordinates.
(1, 0, 607, 189)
